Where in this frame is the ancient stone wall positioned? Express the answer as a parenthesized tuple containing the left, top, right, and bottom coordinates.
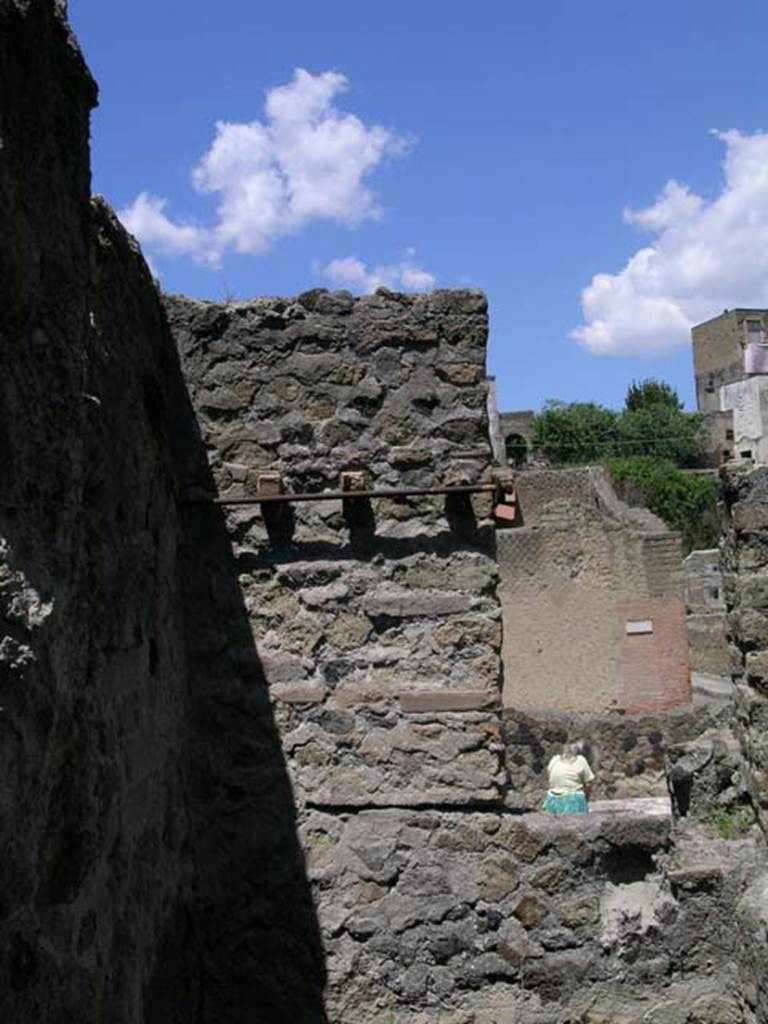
(499, 467, 691, 714)
(498, 410, 535, 465)
(165, 289, 505, 1019)
(0, 3, 196, 1018)
(721, 465, 768, 832)
(299, 805, 768, 1024)
(5, 7, 768, 1024)
(166, 289, 504, 808)
(166, 298, 768, 1024)
(503, 704, 728, 810)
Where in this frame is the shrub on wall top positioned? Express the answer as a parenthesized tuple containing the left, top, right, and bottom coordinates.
(605, 456, 719, 554)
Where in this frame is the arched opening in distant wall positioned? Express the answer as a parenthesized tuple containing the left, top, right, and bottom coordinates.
(505, 432, 528, 467)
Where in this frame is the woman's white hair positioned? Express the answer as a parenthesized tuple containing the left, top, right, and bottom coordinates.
(562, 741, 584, 760)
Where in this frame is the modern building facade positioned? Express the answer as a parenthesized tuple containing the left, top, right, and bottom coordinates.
(692, 308, 768, 464)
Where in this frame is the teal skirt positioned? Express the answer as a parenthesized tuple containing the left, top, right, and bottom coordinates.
(543, 792, 588, 815)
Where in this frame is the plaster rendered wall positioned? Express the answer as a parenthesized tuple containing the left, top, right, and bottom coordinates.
(0, 4, 195, 1019)
(499, 468, 691, 714)
(721, 376, 768, 464)
(684, 548, 731, 677)
(701, 409, 735, 467)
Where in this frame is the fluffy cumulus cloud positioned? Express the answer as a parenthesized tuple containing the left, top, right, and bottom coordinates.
(314, 249, 436, 292)
(573, 130, 768, 355)
(120, 69, 408, 266)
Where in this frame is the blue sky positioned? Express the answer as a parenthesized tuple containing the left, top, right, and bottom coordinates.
(69, 0, 768, 414)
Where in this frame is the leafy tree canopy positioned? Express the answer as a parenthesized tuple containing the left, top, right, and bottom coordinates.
(529, 379, 705, 468)
(525, 379, 715, 549)
(605, 457, 719, 554)
(530, 400, 619, 465)
(625, 378, 683, 413)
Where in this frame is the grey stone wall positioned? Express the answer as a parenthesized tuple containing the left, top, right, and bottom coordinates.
(5, 7, 768, 1023)
(166, 296, 768, 1023)
(300, 806, 765, 1023)
(503, 704, 729, 810)
(721, 465, 768, 831)
(165, 289, 505, 1019)
(166, 289, 504, 810)
(0, 3, 195, 1018)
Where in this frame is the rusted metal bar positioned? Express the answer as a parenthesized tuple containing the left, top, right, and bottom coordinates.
(179, 481, 499, 507)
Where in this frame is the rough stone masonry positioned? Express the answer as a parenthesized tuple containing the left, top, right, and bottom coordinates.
(164, 280, 768, 1024)
(166, 287, 505, 809)
(0, 2, 197, 1020)
(3, 3, 768, 1024)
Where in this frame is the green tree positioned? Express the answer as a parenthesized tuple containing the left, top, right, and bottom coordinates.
(531, 400, 619, 464)
(625, 378, 683, 413)
(528, 380, 706, 467)
(618, 378, 705, 467)
(616, 404, 705, 466)
(605, 457, 719, 553)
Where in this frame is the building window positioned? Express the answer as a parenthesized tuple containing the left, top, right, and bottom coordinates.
(741, 450, 753, 459)
(726, 429, 734, 440)
(709, 586, 720, 601)
(747, 320, 763, 333)
(723, 450, 732, 460)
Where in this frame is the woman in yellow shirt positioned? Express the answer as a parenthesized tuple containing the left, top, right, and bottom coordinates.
(543, 742, 595, 815)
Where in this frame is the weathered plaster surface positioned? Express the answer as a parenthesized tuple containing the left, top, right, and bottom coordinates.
(499, 467, 691, 713)
(684, 548, 731, 677)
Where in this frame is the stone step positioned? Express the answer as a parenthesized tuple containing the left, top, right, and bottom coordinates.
(589, 796, 672, 816)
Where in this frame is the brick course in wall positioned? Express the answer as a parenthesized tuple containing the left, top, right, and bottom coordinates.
(617, 596, 691, 712)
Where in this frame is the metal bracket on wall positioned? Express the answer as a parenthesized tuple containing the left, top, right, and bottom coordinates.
(341, 470, 368, 495)
(179, 471, 516, 517)
(491, 470, 517, 522)
(256, 472, 283, 498)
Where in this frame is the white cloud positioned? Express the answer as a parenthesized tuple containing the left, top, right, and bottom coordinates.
(119, 69, 408, 266)
(314, 249, 436, 292)
(573, 130, 768, 355)
(121, 192, 211, 263)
